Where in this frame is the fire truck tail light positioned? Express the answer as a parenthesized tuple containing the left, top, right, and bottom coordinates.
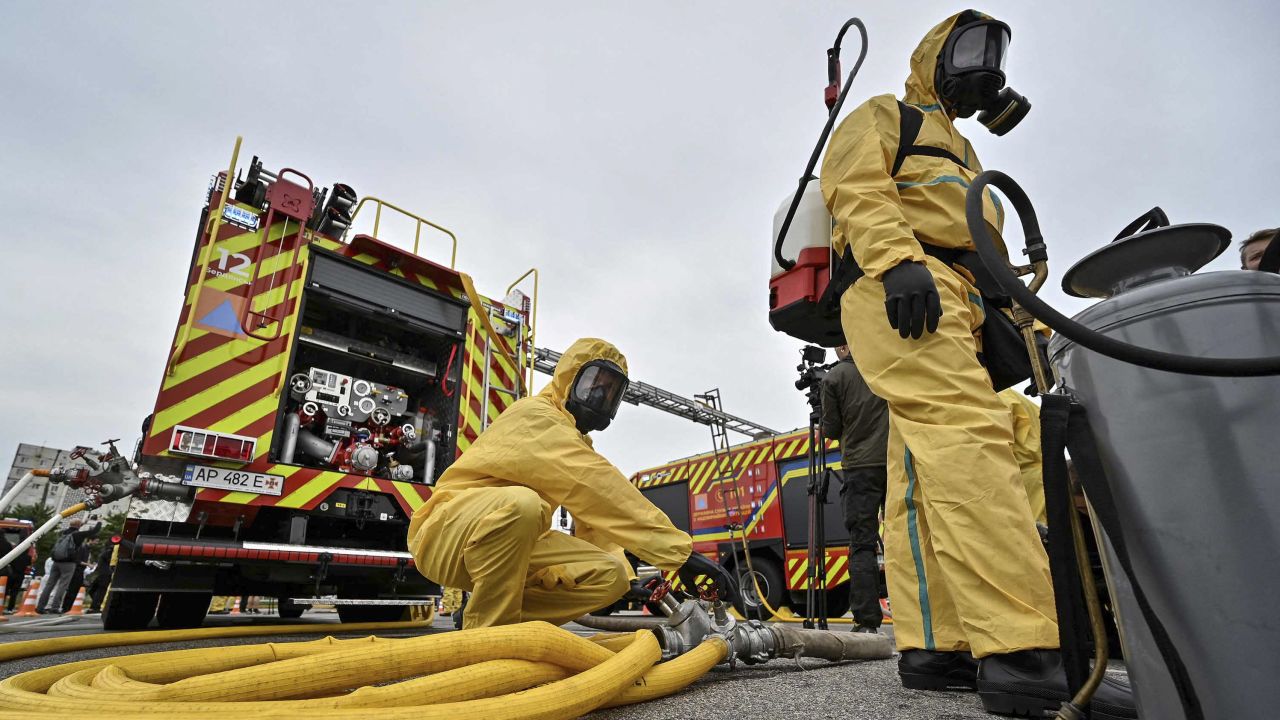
(169, 426, 256, 463)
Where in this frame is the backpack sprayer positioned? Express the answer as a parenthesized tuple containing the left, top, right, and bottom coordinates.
(768, 19, 868, 349)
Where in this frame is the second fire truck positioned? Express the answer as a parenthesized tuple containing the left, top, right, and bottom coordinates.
(631, 430, 880, 619)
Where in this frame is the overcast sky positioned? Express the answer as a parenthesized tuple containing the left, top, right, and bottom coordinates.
(2, 1, 1278, 479)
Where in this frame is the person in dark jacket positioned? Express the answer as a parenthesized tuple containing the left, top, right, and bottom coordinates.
(86, 540, 115, 613)
(61, 536, 99, 612)
(820, 344, 890, 633)
(37, 517, 100, 613)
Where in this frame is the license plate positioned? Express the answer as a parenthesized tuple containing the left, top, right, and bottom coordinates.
(182, 464, 284, 496)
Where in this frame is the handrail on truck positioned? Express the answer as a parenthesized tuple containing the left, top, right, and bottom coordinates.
(168, 136, 242, 375)
(505, 267, 539, 391)
(348, 196, 459, 268)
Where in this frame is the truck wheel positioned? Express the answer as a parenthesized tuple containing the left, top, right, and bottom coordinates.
(155, 592, 212, 629)
(733, 555, 785, 619)
(336, 604, 408, 623)
(102, 591, 159, 631)
(787, 586, 852, 619)
(277, 597, 306, 619)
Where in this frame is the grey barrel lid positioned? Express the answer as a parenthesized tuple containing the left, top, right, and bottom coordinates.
(1061, 223, 1231, 299)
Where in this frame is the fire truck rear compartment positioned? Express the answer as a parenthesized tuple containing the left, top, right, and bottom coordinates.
(272, 249, 467, 482)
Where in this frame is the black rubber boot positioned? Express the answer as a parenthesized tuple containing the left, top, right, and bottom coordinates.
(898, 649, 979, 691)
(977, 649, 1137, 719)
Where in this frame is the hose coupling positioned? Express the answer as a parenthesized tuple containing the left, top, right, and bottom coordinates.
(650, 598, 783, 666)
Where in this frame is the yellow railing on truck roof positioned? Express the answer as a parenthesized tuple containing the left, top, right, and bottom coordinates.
(348, 196, 459, 268)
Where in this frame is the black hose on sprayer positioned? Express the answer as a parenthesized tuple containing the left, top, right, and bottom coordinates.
(773, 18, 868, 271)
(964, 170, 1280, 377)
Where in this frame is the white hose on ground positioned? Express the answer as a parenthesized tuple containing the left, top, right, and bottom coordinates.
(0, 502, 87, 571)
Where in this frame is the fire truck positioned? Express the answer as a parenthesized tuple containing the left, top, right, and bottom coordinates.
(631, 429, 873, 618)
(107, 138, 536, 630)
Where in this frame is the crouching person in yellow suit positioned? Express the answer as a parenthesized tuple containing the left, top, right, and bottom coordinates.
(408, 337, 737, 629)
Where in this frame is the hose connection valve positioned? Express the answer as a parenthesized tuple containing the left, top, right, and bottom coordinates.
(648, 583, 891, 667)
(53, 439, 194, 506)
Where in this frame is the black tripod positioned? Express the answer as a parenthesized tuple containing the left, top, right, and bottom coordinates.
(795, 346, 835, 630)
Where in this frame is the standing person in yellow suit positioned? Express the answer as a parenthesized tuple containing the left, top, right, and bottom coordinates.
(820, 11, 1133, 718)
(408, 337, 737, 629)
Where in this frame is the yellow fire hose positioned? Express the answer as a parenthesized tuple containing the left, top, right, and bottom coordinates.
(0, 621, 727, 719)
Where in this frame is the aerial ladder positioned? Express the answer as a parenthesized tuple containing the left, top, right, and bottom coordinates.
(531, 348, 779, 439)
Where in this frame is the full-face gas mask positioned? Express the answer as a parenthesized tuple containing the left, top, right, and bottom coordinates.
(936, 16, 1030, 136)
(565, 360, 629, 434)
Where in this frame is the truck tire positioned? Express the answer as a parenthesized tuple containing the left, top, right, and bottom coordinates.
(787, 585, 852, 619)
(156, 592, 212, 629)
(336, 604, 409, 623)
(732, 554, 786, 619)
(102, 591, 159, 631)
(277, 597, 306, 619)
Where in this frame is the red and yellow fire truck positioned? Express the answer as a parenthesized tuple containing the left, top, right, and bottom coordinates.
(108, 138, 535, 630)
(631, 429, 878, 618)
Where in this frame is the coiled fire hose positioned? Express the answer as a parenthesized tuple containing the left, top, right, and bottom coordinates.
(0, 597, 891, 718)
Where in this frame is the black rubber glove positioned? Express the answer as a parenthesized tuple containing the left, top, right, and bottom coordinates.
(677, 551, 739, 603)
(623, 578, 655, 604)
(881, 261, 943, 339)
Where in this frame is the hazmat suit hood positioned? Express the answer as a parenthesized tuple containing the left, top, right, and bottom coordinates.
(540, 337, 629, 428)
(906, 11, 972, 110)
(904, 11, 1000, 113)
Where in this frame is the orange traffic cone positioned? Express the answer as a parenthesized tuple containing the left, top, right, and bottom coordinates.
(14, 577, 41, 617)
(0, 576, 8, 622)
(230, 597, 242, 616)
(65, 586, 87, 616)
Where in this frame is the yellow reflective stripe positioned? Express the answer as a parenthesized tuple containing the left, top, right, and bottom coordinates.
(744, 483, 779, 534)
(827, 555, 848, 584)
(395, 481, 427, 510)
(207, 395, 281, 436)
(790, 559, 809, 587)
(248, 274, 303, 314)
(276, 474, 343, 509)
(181, 219, 295, 308)
(153, 360, 284, 433)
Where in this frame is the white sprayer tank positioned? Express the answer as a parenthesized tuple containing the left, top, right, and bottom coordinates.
(771, 184, 832, 277)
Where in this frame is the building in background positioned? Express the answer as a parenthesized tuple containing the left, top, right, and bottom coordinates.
(3, 443, 129, 516)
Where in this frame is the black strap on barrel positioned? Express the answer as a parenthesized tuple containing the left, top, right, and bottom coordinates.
(1040, 393, 1092, 707)
(1041, 393, 1204, 719)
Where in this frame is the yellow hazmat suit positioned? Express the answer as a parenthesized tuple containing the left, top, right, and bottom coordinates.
(820, 12, 1058, 657)
(408, 338, 693, 629)
(1001, 388, 1047, 526)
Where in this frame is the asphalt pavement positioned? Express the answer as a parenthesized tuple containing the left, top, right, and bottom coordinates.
(0, 610, 1099, 719)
